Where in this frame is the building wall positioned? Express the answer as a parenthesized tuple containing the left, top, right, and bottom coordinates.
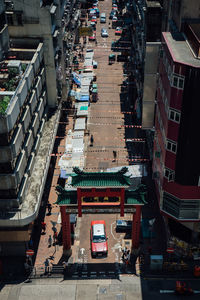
(153, 32, 200, 221)
(7, 0, 59, 107)
(0, 43, 47, 209)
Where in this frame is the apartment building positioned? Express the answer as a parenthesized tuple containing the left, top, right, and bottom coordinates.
(152, 26, 200, 241)
(0, 0, 80, 255)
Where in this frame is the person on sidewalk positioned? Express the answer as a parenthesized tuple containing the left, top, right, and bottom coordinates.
(112, 150, 117, 162)
(90, 135, 94, 147)
(44, 258, 50, 274)
(47, 202, 52, 215)
(41, 221, 46, 234)
(62, 261, 69, 278)
(48, 235, 52, 248)
(53, 231, 58, 245)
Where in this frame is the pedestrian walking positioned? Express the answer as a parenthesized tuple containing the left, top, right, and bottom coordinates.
(41, 221, 46, 234)
(112, 150, 117, 162)
(53, 231, 58, 245)
(122, 246, 128, 262)
(95, 39, 98, 46)
(90, 135, 94, 146)
(62, 260, 69, 277)
(52, 225, 57, 234)
(44, 258, 50, 274)
(24, 259, 31, 275)
(47, 202, 52, 215)
(28, 238, 33, 249)
(48, 235, 52, 248)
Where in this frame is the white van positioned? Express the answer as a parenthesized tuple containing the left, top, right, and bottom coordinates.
(100, 13, 106, 23)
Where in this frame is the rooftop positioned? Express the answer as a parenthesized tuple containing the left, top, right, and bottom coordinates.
(163, 32, 200, 67)
(70, 167, 131, 188)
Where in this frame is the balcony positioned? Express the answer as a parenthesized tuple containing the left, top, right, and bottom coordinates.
(0, 43, 44, 135)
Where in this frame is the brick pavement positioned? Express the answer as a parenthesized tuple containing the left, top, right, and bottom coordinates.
(33, 1, 143, 275)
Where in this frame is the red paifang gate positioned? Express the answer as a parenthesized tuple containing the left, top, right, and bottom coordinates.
(56, 167, 147, 253)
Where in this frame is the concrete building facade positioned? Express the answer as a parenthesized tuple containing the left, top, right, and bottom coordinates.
(0, 0, 80, 256)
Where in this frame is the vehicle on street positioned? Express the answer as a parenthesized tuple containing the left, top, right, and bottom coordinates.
(93, 8, 100, 17)
(91, 17, 97, 23)
(101, 28, 108, 37)
(116, 219, 132, 232)
(115, 27, 122, 35)
(90, 21, 96, 30)
(112, 15, 117, 21)
(91, 220, 108, 257)
(100, 12, 106, 23)
(109, 10, 116, 19)
(112, 4, 118, 10)
(108, 54, 116, 65)
(89, 32, 96, 41)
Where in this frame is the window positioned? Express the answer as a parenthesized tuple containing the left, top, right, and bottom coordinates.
(164, 168, 174, 182)
(171, 74, 185, 89)
(169, 109, 181, 123)
(166, 139, 177, 153)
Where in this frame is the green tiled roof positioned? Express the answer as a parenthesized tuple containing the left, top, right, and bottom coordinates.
(55, 189, 77, 205)
(125, 185, 147, 205)
(71, 167, 131, 187)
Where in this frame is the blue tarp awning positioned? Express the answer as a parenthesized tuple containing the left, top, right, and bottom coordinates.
(79, 95, 89, 102)
(72, 72, 81, 86)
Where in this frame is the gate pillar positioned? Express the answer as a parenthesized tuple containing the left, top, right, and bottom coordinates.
(120, 188, 125, 217)
(131, 205, 141, 249)
(61, 206, 71, 251)
(77, 188, 82, 217)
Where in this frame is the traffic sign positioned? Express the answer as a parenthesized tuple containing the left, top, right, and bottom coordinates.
(166, 248, 174, 253)
(26, 249, 34, 256)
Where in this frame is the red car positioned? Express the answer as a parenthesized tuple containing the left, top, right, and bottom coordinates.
(89, 32, 96, 41)
(90, 220, 108, 257)
(115, 27, 122, 35)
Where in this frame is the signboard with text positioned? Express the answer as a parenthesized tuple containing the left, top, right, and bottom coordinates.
(65, 207, 136, 214)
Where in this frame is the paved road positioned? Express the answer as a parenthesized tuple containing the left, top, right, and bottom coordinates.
(0, 277, 142, 300)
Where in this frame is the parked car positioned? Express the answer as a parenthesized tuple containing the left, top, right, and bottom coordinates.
(90, 21, 96, 30)
(116, 220, 132, 232)
(115, 26, 122, 35)
(89, 32, 96, 41)
(100, 12, 106, 23)
(101, 28, 108, 37)
(91, 220, 108, 257)
(109, 10, 116, 19)
(112, 4, 118, 10)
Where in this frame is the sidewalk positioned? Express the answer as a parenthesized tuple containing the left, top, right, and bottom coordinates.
(33, 44, 88, 276)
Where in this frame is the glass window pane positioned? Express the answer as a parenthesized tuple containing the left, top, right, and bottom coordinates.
(172, 144, 176, 153)
(170, 111, 175, 120)
(179, 79, 184, 89)
(175, 113, 180, 122)
(173, 76, 178, 87)
(167, 142, 171, 150)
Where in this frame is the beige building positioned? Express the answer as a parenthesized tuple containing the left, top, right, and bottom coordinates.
(0, 0, 80, 255)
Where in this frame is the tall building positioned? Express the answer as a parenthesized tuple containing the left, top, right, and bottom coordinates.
(152, 24, 200, 241)
(0, 0, 80, 255)
(0, 0, 9, 60)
